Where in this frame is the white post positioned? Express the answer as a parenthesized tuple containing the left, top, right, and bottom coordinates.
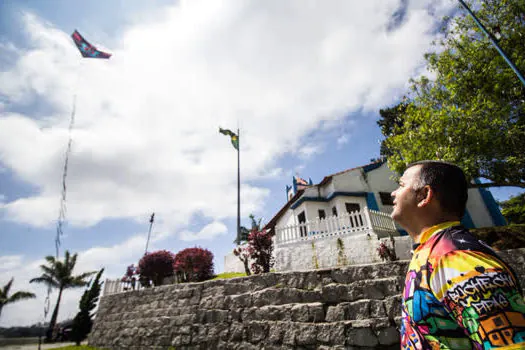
(363, 207, 373, 230)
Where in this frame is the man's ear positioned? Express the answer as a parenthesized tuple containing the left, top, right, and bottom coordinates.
(417, 185, 433, 208)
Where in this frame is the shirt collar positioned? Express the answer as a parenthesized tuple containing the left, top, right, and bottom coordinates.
(416, 221, 461, 245)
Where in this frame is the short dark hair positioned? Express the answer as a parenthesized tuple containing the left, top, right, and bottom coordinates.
(407, 160, 468, 218)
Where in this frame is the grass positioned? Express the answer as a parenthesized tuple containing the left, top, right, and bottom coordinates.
(48, 346, 105, 350)
(212, 272, 247, 280)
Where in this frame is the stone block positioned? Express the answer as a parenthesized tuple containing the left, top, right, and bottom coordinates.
(345, 300, 370, 320)
(321, 283, 349, 303)
(383, 295, 402, 320)
(296, 324, 317, 345)
(229, 322, 244, 342)
(252, 288, 282, 307)
(291, 304, 310, 322)
(346, 327, 379, 347)
(376, 326, 400, 345)
(230, 293, 252, 308)
(247, 321, 268, 343)
(325, 305, 345, 322)
(268, 322, 286, 344)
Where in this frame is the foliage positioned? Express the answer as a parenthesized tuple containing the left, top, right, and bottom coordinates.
(120, 264, 140, 290)
(377, 235, 398, 262)
(212, 272, 247, 280)
(471, 224, 525, 250)
(499, 192, 525, 224)
(71, 268, 104, 346)
(247, 228, 274, 274)
(0, 278, 36, 320)
(380, 0, 525, 188)
(232, 246, 251, 276)
(138, 250, 175, 287)
(173, 247, 214, 283)
(30, 251, 96, 342)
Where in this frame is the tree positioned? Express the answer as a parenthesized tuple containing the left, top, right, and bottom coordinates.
(381, 0, 525, 188)
(232, 246, 251, 276)
(70, 268, 104, 345)
(173, 247, 214, 283)
(0, 278, 36, 320)
(377, 102, 408, 158)
(499, 192, 525, 224)
(30, 251, 96, 342)
(138, 250, 175, 287)
(247, 228, 274, 274)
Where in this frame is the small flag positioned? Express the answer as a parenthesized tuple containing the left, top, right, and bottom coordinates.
(149, 213, 155, 224)
(219, 127, 239, 150)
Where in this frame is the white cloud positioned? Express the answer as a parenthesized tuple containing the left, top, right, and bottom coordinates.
(0, 1, 454, 241)
(179, 221, 228, 241)
(0, 255, 23, 270)
(336, 134, 350, 147)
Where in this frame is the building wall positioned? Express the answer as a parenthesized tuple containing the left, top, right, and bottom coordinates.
(274, 232, 413, 272)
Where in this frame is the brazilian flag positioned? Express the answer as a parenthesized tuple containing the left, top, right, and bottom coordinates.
(219, 127, 239, 150)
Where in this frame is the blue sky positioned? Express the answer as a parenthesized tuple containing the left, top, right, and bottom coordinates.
(0, 0, 522, 326)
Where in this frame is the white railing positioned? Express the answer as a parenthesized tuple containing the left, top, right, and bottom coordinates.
(102, 279, 146, 296)
(274, 207, 397, 245)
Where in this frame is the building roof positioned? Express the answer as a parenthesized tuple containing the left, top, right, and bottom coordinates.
(264, 160, 385, 231)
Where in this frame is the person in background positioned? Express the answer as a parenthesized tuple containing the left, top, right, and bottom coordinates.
(391, 160, 525, 349)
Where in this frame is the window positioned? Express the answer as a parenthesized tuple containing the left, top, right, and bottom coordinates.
(379, 192, 394, 206)
(298, 211, 307, 237)
(332, 207, 338, 217)
(345, 203, 361, 213)
(318, 209, 326, 219)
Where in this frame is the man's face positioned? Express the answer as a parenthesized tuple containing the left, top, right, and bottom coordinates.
(390, 165, 422, 227)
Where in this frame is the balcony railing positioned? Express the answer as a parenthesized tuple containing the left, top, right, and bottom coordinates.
(274, 207, 397, 245)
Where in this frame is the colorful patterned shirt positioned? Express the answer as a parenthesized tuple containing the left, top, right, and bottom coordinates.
(401, 221, 525, 349)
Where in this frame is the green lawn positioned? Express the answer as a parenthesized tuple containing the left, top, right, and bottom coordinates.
(212, 272, 247, 280)
(48, 346, 104, 350)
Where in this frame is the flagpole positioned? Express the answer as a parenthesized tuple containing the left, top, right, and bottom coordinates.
(145, 213, 155, 255)
(237, 128, 241, 245)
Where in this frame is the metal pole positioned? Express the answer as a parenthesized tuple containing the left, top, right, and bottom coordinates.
(145, 213, 154, 255)
(457, 0, 525, 87)
(237, 128, 241, 245)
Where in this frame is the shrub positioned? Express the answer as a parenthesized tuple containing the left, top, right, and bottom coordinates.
(173, 247, 214, 282)
(247, 229, 274, 274)
(138, 250, 175, 286)
(71, 269, 104, 345)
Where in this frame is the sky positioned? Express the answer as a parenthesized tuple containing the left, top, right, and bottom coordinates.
(0, 0, 523, 327)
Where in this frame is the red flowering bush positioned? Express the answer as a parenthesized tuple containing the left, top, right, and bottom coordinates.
(173, 247, 214, 282)
(247, 229, 274, 274)
(376, 236, 398, 262)
(138, 250, 175, 286)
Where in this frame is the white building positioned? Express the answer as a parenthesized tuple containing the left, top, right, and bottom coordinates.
(224, 160, 506, 272)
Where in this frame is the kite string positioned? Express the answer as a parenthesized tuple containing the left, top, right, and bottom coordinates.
(40, 61, 83, 345)
(54, 60, 83, 260)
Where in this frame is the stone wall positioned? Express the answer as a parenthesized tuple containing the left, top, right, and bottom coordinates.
(89, 248, 525, 350)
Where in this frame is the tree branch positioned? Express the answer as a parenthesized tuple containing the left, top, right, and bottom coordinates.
(469, 181, 525, 189)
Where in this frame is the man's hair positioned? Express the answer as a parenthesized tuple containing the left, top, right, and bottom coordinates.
(407, 160, 468, 218)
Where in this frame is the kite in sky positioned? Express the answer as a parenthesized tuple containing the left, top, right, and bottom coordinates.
(71, 30, 111, 59)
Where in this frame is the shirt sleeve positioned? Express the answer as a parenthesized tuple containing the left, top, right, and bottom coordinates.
(429, 249, 525, 349)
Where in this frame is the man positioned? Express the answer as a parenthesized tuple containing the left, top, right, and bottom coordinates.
(391, 160, 525, 349)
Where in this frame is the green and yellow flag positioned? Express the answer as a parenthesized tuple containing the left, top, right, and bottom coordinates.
(219, 127, 239, 150)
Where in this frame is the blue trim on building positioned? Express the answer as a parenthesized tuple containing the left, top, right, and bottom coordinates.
(290, 191, 368, 210)
(474, 179, 507, 226)
(366, 192, 379, 211)
(461, 209, 475, 229)
(398, 229, 408, 236)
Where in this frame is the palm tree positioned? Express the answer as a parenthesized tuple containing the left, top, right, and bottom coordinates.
(30, 251, 95, 342)
(0, 278, 36, 319)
